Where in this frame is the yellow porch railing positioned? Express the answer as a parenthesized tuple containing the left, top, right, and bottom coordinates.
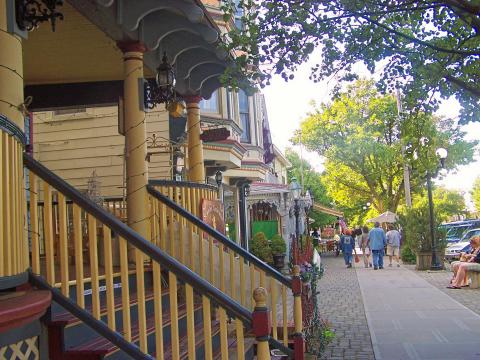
(148, 185, 299, 348)
(25, 154, 290, 359)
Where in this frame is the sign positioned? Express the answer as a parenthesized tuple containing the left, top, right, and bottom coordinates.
(200, 127, 230, 142)
(201, 199, 226, 235)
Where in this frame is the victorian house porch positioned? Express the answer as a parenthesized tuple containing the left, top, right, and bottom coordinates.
(0, 1, 304, 359)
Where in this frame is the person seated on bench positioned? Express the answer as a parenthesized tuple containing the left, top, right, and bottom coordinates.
(448, 235, 480, 289)
(450, 236, 480, 286)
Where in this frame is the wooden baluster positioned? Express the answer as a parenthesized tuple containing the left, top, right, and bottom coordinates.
(229, 250, 235, 300)
(58, 194, 69, 296)
(235, 319, 245, 360)
(103, 225, 116, 331)
(153, 261, 164, 359)
(249, 264, 255, 310)
(253, 288, 271, 360)
(11, 139, 17, 274)
(185, 284, 196, 360)
(73, 204, 84, 308)
(282, 285, 288, 346)
(271, 278, 278, 340)
(43, 182, 55, 285)
(1, 134, 11, 276)
(0, 134, 3, 277)
(202, 296, 213, 360)
(88, 215, 100, 319)
(179, 187, 185, 263)
(21, 148, 28, 272)
(198, 223, 205, 279)
(219, 307, 229, 360)
(29, 172, 40, 274)
(169, 272, 180, 360)
(260, 271, 266, 288)
(160, 188, 167, 251)
(239, 259, 246, 306)
(187, 188, 195, 271)
(219, 244, 225, 292)
(119, 236, 131, 341)
(168, 187, 175, 257)
(209, 235, 214, 285)
(135, 248, 147, 352)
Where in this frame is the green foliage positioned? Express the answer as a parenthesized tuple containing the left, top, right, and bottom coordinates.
(221, 1, 480, 124)
(471, 177, 480, 212)
(285, 148, 337, 227)
(292, 80, 476, 224)
(401, 245, 417, 264)
(270, 234, 286, 255)
(399, 203, 447, 254)
(249, 232, 273, 263)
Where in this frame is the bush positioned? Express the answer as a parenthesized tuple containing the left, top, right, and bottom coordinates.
(250, 232, 273, 263)
(270, 234, 286, 255)
(401, 245, 416, 264)
(399, 204, 447, 254)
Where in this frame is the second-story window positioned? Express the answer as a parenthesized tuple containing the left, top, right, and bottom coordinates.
(239, 90, 250, 143)
(199, 90, 219, 113)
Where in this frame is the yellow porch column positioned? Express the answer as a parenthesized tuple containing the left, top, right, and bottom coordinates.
(0, 0, 29, 283)
(118, 42, 150, 250)
(185, 96, 205, 183)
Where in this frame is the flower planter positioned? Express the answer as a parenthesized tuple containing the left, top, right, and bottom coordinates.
(415, 251, 432, 270)
(272, 254, 285, 270)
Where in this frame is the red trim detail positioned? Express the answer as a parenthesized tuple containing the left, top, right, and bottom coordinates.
(185, 95, 203, 104)
(292, 277, 302, 296)
(252, 309, 271, 338)
(294, 334, 305, 360)
(0, 290, 51, 334)
(117, 41, 147, 53)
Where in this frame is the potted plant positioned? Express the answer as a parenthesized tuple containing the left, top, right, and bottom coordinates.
(399, 204, 447, 270)
(249, 232, 273, 264)
(270, 234, 287, 270)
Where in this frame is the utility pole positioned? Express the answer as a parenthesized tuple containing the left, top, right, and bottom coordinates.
(396, 89, 412, 208)
(299, 129, 305, 192)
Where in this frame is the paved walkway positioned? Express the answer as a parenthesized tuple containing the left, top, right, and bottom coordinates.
(318, 255, 375, 360)
(356, 264, 480, 360)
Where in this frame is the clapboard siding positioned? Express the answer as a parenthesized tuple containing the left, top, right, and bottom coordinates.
(33, 106, 172, 197)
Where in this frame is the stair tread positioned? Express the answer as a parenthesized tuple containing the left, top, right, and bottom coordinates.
(51, 287, 168, 325)
(65, 302, 202, 354)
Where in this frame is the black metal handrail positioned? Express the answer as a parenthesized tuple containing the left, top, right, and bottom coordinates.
(29, 272, 153, 360)
(24, 154, 252, 325)
(149, 179, 218, 192)
(147, 186, 293, 288)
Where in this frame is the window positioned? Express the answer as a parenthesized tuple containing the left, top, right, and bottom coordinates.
(199, 90, 219, 113)
(239, 90, 250, 143)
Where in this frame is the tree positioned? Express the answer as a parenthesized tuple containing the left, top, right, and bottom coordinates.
(292, 80, 476, 222)
(284, 148, 337, 228)
(472, 177, 480, 212)
(221, 1, 480, 124)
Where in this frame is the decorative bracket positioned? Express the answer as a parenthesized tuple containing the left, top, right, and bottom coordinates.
(15, 0, 64, 32)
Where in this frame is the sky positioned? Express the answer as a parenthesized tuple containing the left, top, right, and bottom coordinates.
(261, 51, 480, 210)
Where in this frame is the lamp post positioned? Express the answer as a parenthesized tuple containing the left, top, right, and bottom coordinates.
(215, 170, 223, 199)
(304, 189, 313, 236)
(289, 178, 302, 249)
(428, 147, 448, 271)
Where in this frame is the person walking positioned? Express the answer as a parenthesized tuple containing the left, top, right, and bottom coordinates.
(369, 222, 386, 270)
(386, 224, 401, 267)
(360, 225, 372, 268)
(340, 229, 355, 268)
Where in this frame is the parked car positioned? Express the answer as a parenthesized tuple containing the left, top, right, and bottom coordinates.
(444, 228, 480, 262)
(444, 220, 480, 243)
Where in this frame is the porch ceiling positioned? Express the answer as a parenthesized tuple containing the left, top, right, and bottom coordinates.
(23, 0, 230, 98)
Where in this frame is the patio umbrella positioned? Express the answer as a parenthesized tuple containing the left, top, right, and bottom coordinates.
(366, 211, 398, 223)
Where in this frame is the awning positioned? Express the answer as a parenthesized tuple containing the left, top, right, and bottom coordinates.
(70, 0, 232, 98)
(313, 204, 343, 217)
(366, 211, 398, 223)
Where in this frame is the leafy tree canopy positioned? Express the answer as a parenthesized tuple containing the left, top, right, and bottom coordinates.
(221, 0, 480, 124)
(472, 176, 480, 212)
(284, 148, 337, 228)
(291, 80, 476, 223)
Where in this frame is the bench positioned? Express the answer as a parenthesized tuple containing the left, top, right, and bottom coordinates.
(466, 268, 480, 289)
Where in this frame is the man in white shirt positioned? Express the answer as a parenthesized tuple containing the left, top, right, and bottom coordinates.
(386, 224, 401, 267)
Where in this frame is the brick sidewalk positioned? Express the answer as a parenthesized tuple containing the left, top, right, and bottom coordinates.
(405, 264, 480, 316)
(318, 254, 375, 360)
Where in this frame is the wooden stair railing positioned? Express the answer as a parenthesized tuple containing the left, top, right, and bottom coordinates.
(147, 186, 303, 354)
(24, 154, 293, 359)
